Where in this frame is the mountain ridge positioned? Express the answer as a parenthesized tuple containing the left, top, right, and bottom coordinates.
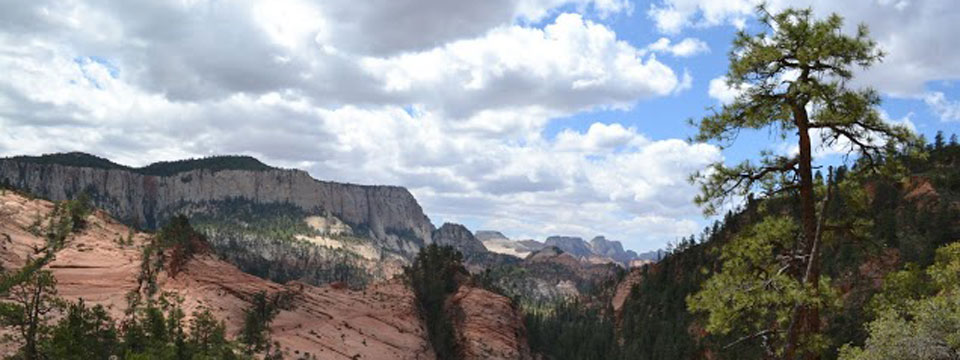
(0, 152, 434, 255)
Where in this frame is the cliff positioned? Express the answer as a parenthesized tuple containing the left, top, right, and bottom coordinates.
(0, 153, 435, 254)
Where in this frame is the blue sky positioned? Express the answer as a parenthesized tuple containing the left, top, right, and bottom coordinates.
(1, 0, 959, 252)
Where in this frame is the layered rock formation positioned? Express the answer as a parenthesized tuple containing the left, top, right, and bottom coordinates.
(0, 153, 435, 254)
(449, 287, 532, 360)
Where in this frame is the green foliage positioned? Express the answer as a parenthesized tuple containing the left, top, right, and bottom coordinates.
(0, 270, 62, 360)
(188, 308, 236, 360)
(688, 216, 838, 355)
(525, 300, 619, 360)
(137, 156, 273, 176)
(188, 199, 373, 288)
(691, 5, 912, 215)
(155, 214, 209, 276)
(238, 291, 287, 355)
(404, 244, 466, 360)
(4, 152, 273, 176)
(117, 293, 244, 360)
(41, 299, 118, 360)
(839, 243, 960, 359)
(5, 152, 126, 171)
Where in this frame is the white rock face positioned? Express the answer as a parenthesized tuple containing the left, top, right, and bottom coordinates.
(476, 231, 544, 258)
(0, 159, 435, 253)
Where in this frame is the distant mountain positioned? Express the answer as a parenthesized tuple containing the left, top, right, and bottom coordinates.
(544, 236, 593, 257)
(476, 230, 544, 257)
(634, 249, 666, 261)
(476, 230, 656, 267)
(433, 223, 488, 256)
(589, 236, 639, 264)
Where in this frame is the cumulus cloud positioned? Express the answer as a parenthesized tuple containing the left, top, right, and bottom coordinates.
(922, 92, 960, 122)
(707, 75, 752, 105)
(645, 37, 710, 57)
(0, 0, 710, 251)
(648, 0, 754, 33)
(363, 13, 680, 119)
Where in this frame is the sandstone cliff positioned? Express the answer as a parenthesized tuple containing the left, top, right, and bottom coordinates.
(0, 153, 435, 254)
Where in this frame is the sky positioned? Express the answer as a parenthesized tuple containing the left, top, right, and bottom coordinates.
(1, 0, 959, 252)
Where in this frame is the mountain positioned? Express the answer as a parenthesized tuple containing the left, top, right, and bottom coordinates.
(432, 223, 488, 256)
(589, 236, 639, 264)
(478, 231, 650, 267)
(544, 236, 593, 257)
(476, 230, 544, 258)
(0, 190, 531, 359)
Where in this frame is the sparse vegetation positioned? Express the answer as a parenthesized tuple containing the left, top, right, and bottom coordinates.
(239, 290, 291, 356)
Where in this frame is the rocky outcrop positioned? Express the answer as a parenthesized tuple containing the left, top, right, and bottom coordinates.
(432, 223, 488, 256)
(0, 153, 435, 254)
(449, 287, 533, 360)
(612, 267, 646, 314)
(544, 236, 592, 258)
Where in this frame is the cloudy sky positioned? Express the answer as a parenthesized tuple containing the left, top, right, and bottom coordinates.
(1, 0, 959, 252)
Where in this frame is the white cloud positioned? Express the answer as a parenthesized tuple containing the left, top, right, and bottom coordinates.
(922, 92, 960, 122)
(363, 13, 681, 118)
(648, 0, 755, 34)
(707, 75, 750, 105)
(555, 123, 648, 152)
(646, 37, 710, 57)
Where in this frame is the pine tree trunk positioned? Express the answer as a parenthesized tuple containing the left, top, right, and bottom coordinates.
(784, 100, 821, 360)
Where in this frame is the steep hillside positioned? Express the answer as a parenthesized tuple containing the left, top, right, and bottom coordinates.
(611, 143, 960, 360)
(0, 190, 531, 359)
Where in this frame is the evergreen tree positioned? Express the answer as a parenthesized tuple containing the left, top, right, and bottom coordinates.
(0, 270, 62, 360)
(239, 291, 282, 355)
(404, 244, 466, 360)
(688, 5, 913, 359)
(42, 299, 118, 360)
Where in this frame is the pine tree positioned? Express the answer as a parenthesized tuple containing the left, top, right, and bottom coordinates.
(688, 5, 913, 360)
